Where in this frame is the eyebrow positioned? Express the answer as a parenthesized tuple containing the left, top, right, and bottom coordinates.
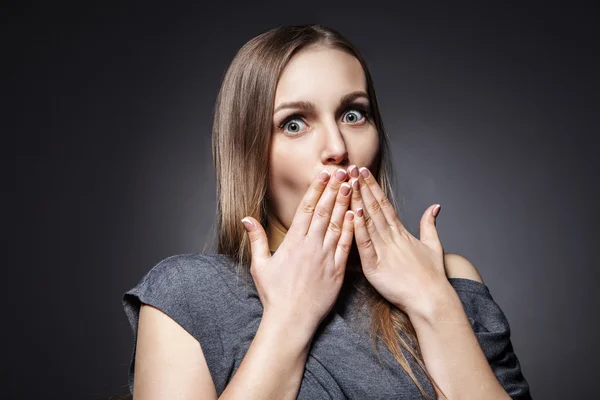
(273, 90, 370, 115)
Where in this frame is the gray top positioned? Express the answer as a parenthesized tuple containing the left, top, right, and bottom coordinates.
(122, 253, 532, 399)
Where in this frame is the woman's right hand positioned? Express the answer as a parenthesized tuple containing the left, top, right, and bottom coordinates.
(241, 169, 355, 336)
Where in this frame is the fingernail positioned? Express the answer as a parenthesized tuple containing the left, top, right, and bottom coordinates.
(318, 170, 331, 182)
(335, 169, 347, 181)
(359, 167, 370, 178)
(357, 208, 364, 217)
(346, 210, 355, 221)
(241, 218, 254, 231)
(352, 179, 359, 191)
(349, 165, 359, 178)
(340, 183, 351, 196)
(432, 204, 441, 217)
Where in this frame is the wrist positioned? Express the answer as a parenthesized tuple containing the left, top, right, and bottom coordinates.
(260, 311, 317, 348)
(403, 282, 467, 327)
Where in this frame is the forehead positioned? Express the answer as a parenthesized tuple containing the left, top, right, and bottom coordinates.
(274, 47, 367, 105)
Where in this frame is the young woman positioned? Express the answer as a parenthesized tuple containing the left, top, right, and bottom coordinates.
(123, 24, 532, 399)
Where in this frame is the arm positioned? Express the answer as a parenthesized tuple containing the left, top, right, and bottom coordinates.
(219, 312, 314, 399)
(133, 304, 314, 400)
(408, 284, 511, 400)
(343, 166, 525, 398)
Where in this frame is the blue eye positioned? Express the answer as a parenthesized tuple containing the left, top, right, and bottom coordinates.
(343, 108, 368, 123)
(280, 117, 308, 135)
(278, 105, 370, 136)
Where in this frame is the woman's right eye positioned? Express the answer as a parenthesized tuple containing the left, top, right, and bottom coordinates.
(280, 117, 308, 135)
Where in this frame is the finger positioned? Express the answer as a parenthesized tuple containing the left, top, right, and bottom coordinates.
(288, 170, 331, 237)
(350, 177, 384, 248)
(353, 207, 379, 276)
(323, 181, 352, 250)
(334, 210, 355, 273)
(308, 168, 348, 237)
(356, 167, 398, 241)
(241, 217, 271, 264)
(358, 167, 405, 231)
(420, 204, 443, 252)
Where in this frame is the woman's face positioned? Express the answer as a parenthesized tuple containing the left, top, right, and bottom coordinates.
(268, 46, 380, 230)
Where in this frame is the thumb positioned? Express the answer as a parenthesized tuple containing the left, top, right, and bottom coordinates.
(419, 204, 443, 252)
(241, 217, 270, 263)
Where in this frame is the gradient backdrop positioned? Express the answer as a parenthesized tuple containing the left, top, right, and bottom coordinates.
(8, 2, 599, 399)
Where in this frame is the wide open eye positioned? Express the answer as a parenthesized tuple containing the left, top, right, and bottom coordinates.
(343, 108, 368, 124)
(280, 116, 308, 136)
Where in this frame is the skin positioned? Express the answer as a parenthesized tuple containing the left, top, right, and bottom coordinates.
(263, 45, 508, 398)
(132, 43, 501, 400)
(267, 45, 379, 247)
(265, 45, 484, 284)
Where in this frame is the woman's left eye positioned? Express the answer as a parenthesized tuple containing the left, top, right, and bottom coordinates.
(343, 108, 368, 123)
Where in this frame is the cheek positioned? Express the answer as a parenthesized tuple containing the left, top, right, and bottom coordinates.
(268, 143, 309, 196)
(349, 129, 380, 167)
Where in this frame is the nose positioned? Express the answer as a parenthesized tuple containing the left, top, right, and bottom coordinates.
(320, 121, 349, 166)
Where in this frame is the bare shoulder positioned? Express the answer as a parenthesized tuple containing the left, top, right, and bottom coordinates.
(443, 253, 484, 284)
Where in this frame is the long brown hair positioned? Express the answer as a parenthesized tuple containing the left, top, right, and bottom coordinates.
(208, 24, 445, 399)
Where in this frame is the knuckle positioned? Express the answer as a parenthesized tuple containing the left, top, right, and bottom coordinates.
(364, 214, 375, 230)
(337, 241, 351, 254)
(326, 183, 339, 194)
(368, 199, 381, 213)
(379, 196, 391, 209)
(327, 220, 342, 235)
(315, 204, 331, 219)
(299, 201, 315, 215)
(357, 237, 373, 250)
(248, 233, 262, 243)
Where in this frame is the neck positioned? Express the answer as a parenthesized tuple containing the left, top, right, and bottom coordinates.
(267, 215, 288, 253)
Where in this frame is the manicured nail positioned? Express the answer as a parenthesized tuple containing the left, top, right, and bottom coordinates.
(432, 204, 441, 217)
(335, 169, 347, 181)
(357, 208, 364, 217)
(352, 179, 359, 191)
(241, 218, 254, 231)
(346, 210, 355, 221)
(319, 170, 331, 182)
(340, 183, 351, 196)
(349, 165, 359, 178)
(359, 167, 370, 178)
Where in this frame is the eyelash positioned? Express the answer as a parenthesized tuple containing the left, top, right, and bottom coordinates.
(277, 105, 371, 133)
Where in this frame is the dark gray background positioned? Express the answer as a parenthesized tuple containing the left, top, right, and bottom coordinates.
(8, 2, 598, 399)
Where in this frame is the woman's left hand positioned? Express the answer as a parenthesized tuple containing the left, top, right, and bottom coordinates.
(347, 165, 452, 318)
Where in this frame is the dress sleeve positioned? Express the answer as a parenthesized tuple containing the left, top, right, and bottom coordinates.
(447, 278, 533, 400)
(121, 254, 229, 396)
